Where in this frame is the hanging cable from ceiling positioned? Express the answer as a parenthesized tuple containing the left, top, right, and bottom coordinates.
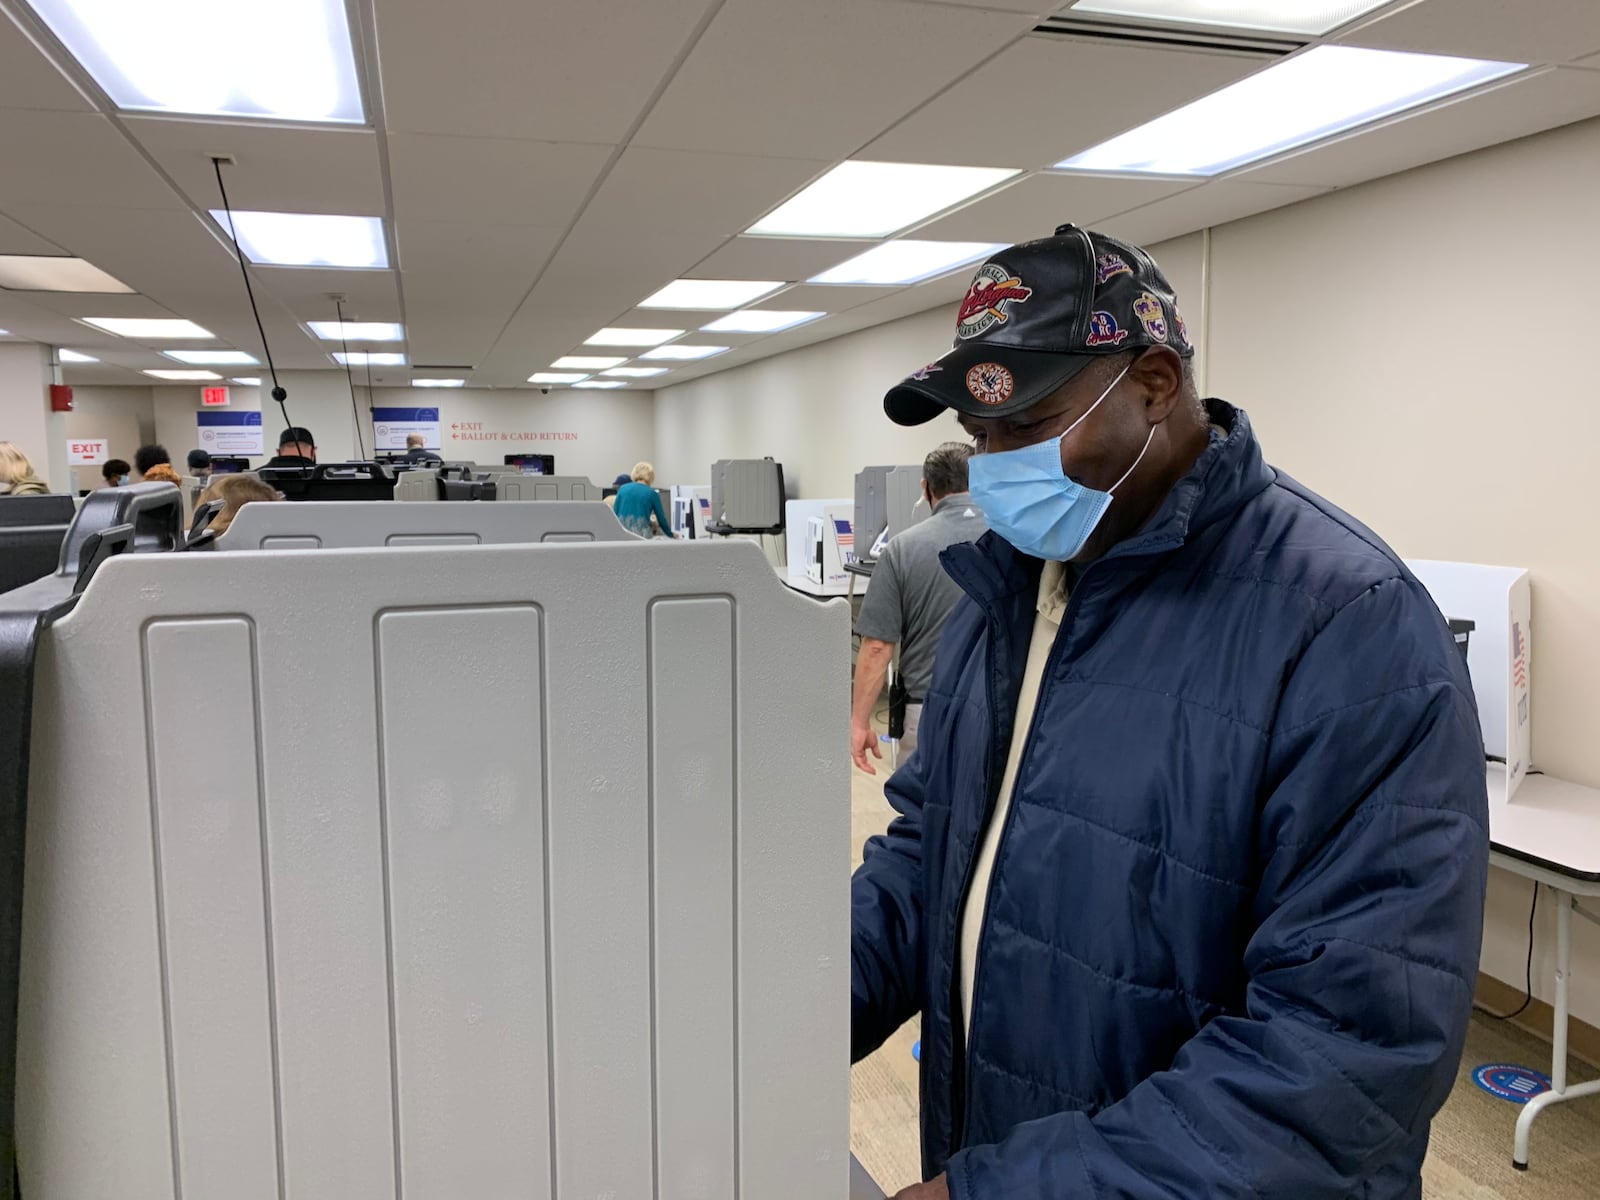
(334, 296, 368, 459)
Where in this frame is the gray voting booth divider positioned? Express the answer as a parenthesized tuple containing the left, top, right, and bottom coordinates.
(219, 500, 637, 549)
(13, 534, 851, 1199)
(484, 473, 604, 502)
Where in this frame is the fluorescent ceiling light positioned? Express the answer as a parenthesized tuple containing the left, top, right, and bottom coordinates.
(748, 161, 1018, 238)
(334, 351, 405, 366)
(529, 371, 588, 384)
(0, 330, 9, 336)
(601, 367, 669, 378)
(25, 0, 363, 124)
(1057, 46, 1523, 177)
(231, 377, 261, 386)
(584, 327, 683, 347)
(308, 320, 404, 341)
(164, 349, 258, 365)
(79, 317, 214, 339)
(1068, 0, 1389, 36)
(411, 378, 465, 388)
(0, 255, 133, 293)
(701, 309, 824, 334)
(638, 279, 783, 310)
(209, 210, 389, 268)
(810, 240, 1004, 286)
(640, 344, 728, 362)
(145, 369, 222, 380)
(552, 355, 627, 369)
(573, 381, 627, 390)
(57, 349, 98, 363)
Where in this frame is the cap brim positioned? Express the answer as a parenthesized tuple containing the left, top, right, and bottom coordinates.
(884, 342, 1098, 426)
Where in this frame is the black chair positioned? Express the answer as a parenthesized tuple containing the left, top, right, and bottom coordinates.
(258, 462, 398, 502)
(0, 495, 75, 595)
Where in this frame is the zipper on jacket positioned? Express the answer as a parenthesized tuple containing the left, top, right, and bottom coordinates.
(949, 565, 1095, 1150)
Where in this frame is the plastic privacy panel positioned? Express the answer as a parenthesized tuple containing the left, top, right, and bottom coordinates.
(481, 474, 603, 502)
(17, 540, 849, 1199)
(219, 500, 636, 550)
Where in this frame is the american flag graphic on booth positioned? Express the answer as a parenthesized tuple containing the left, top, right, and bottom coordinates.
(833, 518, 854, 550)
(1513, 621, 1527, 690)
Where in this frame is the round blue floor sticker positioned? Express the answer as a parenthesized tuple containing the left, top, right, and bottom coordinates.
(1473, 1063, 1552, 1104)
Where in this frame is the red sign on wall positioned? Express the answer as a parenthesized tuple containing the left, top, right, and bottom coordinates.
(201, 386, 230, 408)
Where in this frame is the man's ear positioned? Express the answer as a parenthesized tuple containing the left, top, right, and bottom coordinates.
(1129, 346, 1186, 425)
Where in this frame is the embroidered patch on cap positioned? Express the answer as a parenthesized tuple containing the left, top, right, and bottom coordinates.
(1174, 309, 1190, 348)
(1085, 311, 1129, 348)
(1133, 292, 1169, 343)
(965, 362, 1015, 406)
(1095, 254, 1133, 285)
(956, 263, 1033, 340)
(909, 363, 943, 381)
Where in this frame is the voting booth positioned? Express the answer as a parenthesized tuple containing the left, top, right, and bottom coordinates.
(219, 500, 637, 549)
(481, 472, 604, 502)
(1405, 559, 1533, 799)
(2, 496, 851, 1199)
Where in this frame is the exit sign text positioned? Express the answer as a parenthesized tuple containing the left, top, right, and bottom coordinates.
(201, 386, 230, 408)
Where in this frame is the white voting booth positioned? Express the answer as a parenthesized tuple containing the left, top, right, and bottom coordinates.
(11, 523, 853, 1198)
(785, 499, 855, 593)
(220, 500, 636, 548)
(1404, 559, 1533, 799)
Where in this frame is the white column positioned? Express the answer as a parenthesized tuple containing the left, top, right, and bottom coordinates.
(0, 342, 67, 492)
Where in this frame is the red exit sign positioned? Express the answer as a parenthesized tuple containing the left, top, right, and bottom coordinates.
(201, 386, 230, 408)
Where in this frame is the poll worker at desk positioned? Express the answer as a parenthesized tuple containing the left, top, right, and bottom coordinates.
(263, 426, 317, 469)
(851, 441, 986, 771)
(850, 226, 1489, 1200)
(401, 432, 443, 465)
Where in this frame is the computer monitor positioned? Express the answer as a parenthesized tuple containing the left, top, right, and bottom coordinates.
(209, 456, 250, 474)
(503, 453, 555, 475)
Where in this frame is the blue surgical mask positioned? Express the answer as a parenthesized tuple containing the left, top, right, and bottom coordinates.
(117, 474, 129, 485)
(968, 363, 1152, 561)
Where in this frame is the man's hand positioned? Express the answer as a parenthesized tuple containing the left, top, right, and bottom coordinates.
(851, 718, 884, 775)
(892, 1175, 949, 1199)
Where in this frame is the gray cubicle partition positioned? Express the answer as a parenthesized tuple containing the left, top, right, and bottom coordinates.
(886, 465, 928, 540)
(16, 538, 849, 1200)
(484, 473, 603, 502)
(393, 469, 439, 502)
(219, 500, 636, 548)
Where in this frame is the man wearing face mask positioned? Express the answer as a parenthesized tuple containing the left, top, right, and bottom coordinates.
(851, 226, 1488, 1200)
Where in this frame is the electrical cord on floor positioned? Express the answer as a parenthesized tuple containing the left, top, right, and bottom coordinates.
(1478, 881, 1539, 1021)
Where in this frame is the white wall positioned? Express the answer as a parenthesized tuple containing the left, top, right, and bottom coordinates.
(145, 377, 655, 484)
(651, 234, 1204, 497)
(0, 342, 63, 491)
(653, 115, 1600, 1025)
(64, 385, 154, 492)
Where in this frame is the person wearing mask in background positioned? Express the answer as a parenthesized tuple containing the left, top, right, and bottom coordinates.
(0, 442, 49, 495)
(134, 443, 180, 485)
(613, 462, 674, 539)
(99, 458, 131, 488)
(187, 448, 213, 485)
(401, 433, 442, 465)
(264, 427, 317, 469)
(851, 442, 987, 772)
(851, 227, 1488, 1200)
(196, 473, 282, 536)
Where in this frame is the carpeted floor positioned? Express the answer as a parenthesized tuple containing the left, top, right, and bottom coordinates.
(848, 754, 1600, 1198)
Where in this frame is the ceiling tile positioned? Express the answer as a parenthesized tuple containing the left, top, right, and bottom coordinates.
(686, 236, 878, 281)
(0, 111, 182, 211)
(0, 210, 61, 255)
(863, 34, 1269, 169)
(1339, 0, 1600, 65)
(754, 283, 905, 313)
(399, 221, 563, 364)
(374, 0, 719, 141)
(896, 0, 1055, 11)
(0, 14, 93, 112)
(913, 172, 1199, 243)
(388, 134, 613, 226)
(122, 118, 386, 215)
(1242, 67, 1600, 188)
(1095, 180, 1331, 245)
(634, 0, 1041, 159)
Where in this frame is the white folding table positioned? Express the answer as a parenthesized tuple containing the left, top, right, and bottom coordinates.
(1485, 767, 1600, 1169)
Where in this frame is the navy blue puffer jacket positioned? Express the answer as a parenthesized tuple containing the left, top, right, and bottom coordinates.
(851, 402, 1488, 1198)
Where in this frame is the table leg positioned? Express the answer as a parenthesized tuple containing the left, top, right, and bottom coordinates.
(1514, 888, 1571, 1169)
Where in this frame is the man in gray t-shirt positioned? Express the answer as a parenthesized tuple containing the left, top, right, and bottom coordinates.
(851, 442, 988, 773)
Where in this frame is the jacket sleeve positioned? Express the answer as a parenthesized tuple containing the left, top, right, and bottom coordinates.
(851, 742, 928, 1063)
(948, 576, 1490, 1198)
(649, 489, 672, 534)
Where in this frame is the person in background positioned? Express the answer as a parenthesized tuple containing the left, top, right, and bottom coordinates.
(851, 443, 987, 772)
(264, 427, 317, 468)
(196, 473, 281, 536)
(134, 443, 178, 484)
(99, 458, 131, 488)
(187, 448, 212, 485)
(851, 227, 1487, 1200)
(602, 472, 632, 512)
(401, 433, 443, 465)
(0, 442, 49, 495)
(612, 462, 674, 539)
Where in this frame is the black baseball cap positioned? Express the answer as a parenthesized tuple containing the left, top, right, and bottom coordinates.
(279, 426, 315, 448)
(884, 224, 1195, 426)
(187, 448, 212, 470)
